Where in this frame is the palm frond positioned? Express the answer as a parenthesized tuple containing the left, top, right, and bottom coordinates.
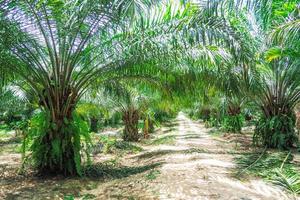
(273, 169, 300, 195)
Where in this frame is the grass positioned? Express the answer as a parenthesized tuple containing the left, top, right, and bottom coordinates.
(145, 169, 160, 180)
(64, 193, 97, 200)
(0, 130, 22, 155)
(64, 195, 75, 200)
(149, 135, 176, 145)
(92, 135, 143, 154)
(0, 129, 14, 139)
(162, 127, 177, 134)
(110, 194, 136, 200)
(0, 124, 10, 131)
(0, 143, 21, 155)
(0, 128, 22, 154)
(114, 141, 143, 153)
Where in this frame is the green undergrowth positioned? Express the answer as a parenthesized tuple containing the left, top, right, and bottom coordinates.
(145, 169, 161, 180)
(235, 150, 300, 195)
(0, 131, 22, 154)
(0, 143, 21, 154)
(64, 193, 97, 200)
(221, 114, 244, 133)
(92, 135, 143, 154)
(0, 129, 14, 140)
(148, 135, 176, 145)
(0, 124, 10, 131)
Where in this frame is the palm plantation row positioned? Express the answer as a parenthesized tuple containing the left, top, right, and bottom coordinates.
(0, 0, 299, 178)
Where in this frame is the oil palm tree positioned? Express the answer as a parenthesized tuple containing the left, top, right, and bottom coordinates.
(251, 2, 300, 148)
(214, 0, 300, 148)
(0, 0, 259, 175)
(118, 89, 145, 142)
(0, 84, 31, 123)
(1, 0, 179, 175)
(84, 83, 148, 142)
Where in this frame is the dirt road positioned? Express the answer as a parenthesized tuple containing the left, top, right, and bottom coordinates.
(134, 113, 293, 200)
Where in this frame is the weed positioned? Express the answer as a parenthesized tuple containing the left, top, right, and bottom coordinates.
(149, 135, 176, 145)
(63, 195, 74, 200)
(221, 114, 244, 133)
(82, 193, 97, 199)
(92, 135, 143, 154)
(114, 141, 143, 153)
(145, 170, 160, 180)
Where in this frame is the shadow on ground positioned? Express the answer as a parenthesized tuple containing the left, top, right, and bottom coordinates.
(1, 162, 162, 200)
(135, 148, 209, 160)
(163, 121, 179, 128)
(134, 147, 252, 160)
(83, 162, 161, 179)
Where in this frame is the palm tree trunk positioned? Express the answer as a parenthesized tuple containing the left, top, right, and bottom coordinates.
(33, 86, 81, 176)
(226, 103, 243, 133)
(256, 103, 297, 148)
(143, 116, 155, 138)
(143, 117, 149, 139)
(149, 119, 155, 133)
(90, 117, 98, 132)
(122, 109, 139, 141)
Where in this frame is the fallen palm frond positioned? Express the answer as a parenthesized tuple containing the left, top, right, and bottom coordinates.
(235, 150, 300, 195)
(272, 168, 300, 195)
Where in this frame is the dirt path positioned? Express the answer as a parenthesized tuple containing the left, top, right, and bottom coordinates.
(132, 113, 293, 200)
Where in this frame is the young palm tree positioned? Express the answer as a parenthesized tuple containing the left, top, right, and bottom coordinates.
(119, 89, 145, 142)
(117, 87, 164, 141)
(0, 84, 31, 123)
